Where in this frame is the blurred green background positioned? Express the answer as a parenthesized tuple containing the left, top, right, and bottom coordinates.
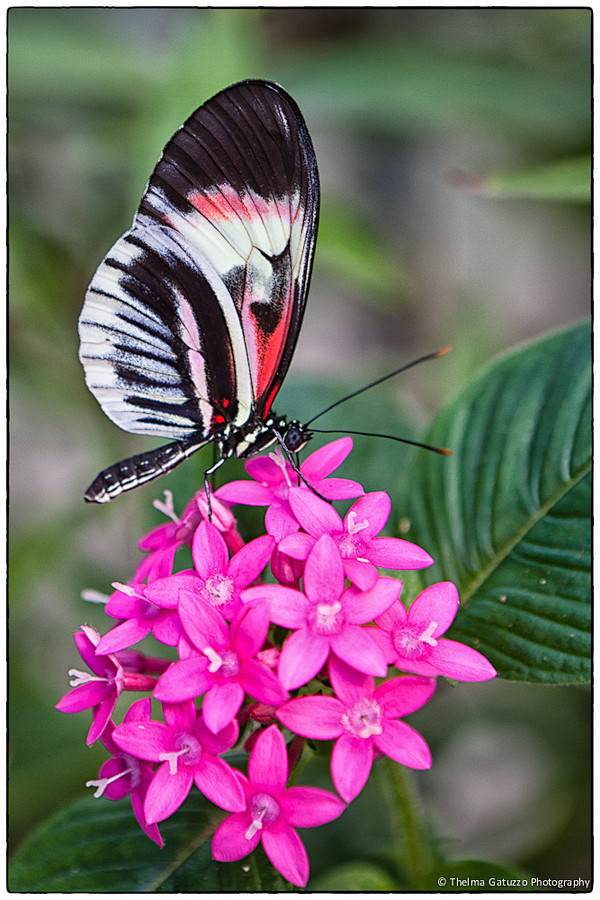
(8, 6, 591, 881)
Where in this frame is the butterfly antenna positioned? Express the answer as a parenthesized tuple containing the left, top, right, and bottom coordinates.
(304, 346, 452, 427)
(310, 428, 452, 456)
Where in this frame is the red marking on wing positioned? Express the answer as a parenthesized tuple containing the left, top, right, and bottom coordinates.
(188, 186, 279, 225)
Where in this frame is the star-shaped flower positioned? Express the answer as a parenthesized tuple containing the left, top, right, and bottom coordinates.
(55, 626, 155, 744)
(153, 604, 288, 733)
(277, 656, 435, 802)
(372, 582, 497, 681)
(216, 438, 363, 541)
(279, 489, 433, 589)
(212, 725, 345, 887)
(244, 534, 400, 690)
(141, 521, 274, 623)
(112, 699, 245, 824)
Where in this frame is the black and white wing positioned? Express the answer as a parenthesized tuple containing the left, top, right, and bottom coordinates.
(78, 80, 319, 447)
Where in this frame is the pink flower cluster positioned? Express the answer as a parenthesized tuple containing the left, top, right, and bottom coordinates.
(57, 438, 496, 887)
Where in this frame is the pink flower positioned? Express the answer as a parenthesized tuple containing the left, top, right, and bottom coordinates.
(153, 604, 288, 733)
(142, 521, 274, 623)
(244, 534, 399, 690)
(56, 626, 156, 744)
(137, 490, 245, 580)
(95, 579, 182, 655)
(212, 725, 345, 887)
(216, 438, 363, 541)
(372, 582, 497, 681)
(280, 489, 433, 589)
(86, 698, 162, 846)
(112, 699, 245, 824)
(277, 656, 435, 802)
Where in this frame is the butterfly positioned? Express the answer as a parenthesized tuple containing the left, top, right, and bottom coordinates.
(79, 80, 319, 503)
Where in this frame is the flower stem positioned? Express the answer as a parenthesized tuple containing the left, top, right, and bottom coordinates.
(379, 759, 434, 888)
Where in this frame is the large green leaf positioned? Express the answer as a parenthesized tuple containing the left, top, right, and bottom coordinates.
(8, 794, 290, 892)
(404, 321, 591, 683)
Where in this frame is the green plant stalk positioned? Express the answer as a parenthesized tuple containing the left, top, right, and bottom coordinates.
(380, 759, 434, 888)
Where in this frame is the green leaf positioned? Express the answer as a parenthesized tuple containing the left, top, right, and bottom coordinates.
(8, 794, 290, 892)
(404, 321, 591, 683)
(450, 156, 591, 203)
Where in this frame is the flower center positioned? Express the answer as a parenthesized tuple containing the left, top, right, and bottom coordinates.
(393, 620, 438, 660)
(159, 730, 203, 774)
(334, 512, 370, 560)
(202, 573, 235, 609)
(341, 697, 383, 739)
(204, 646, 240, 678)
(307, 600, 344, 635)
(245, 791, 281, 840)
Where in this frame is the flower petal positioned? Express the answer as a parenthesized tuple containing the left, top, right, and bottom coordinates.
(331, 732, 373, 802)
(328, 655, 375, 705)
(375, 719, 432, 769)
(153, 657, 211, 702)
(317, 476, 364, 500)
(194, 755, 246, 812)
(112, 721, 174, 761)
(367, 536, 434, 570)
(265, 502, 300, 542)
(242, 585, 307, 629)
(144, 761, 193, 823)
(212, 812, 259, 861)
(262, 820, 310, 888)
(429, 639, 497, 681)
(281, 786, 346, 827)
(303, 534, 344, 605)
(342, 557, 378, 590)
(331, 626, 388, 677)
(345, 491, 390, 538)
(192, 521, 229, 579)
(242, 658, 288, 707)
(375, 676, 436, 718)
(277, 695, 344, 740)
(288, 487, 343, 537)
(408, 582, 459, 635)
(96, 618, 153, 655)
(278, 629, 330, 691)
(300, 436, 353, 479)
(179, 593, 229, 651)
(228, 535, 275, 588)
(248, 724, 288, 792)
(216, 479, 274, 506)
(203, 681, 244, 734)
(343, 577, 401, 624)
(277, 531, 315, 560)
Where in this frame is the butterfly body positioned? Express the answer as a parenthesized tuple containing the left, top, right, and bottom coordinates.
(84, 414, 312, 504)
(79, 80, 319, 502)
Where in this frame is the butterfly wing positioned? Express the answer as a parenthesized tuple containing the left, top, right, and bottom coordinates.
(78, 80, 319, 444)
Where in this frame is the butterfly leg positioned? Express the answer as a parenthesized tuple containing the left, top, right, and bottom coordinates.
(271, 430, 331, 504)
(203, 455, 227, 520)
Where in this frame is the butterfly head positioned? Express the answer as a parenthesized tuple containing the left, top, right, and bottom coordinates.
(281, 419, 313, 454)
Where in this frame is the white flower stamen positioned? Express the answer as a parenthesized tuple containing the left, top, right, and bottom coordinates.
(153, 490, 180, 523)
(346, 511, 370, 536)
(86, 767, 132, 798)
(419, 620, 438, 647)
(67, 668, 105, 687)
